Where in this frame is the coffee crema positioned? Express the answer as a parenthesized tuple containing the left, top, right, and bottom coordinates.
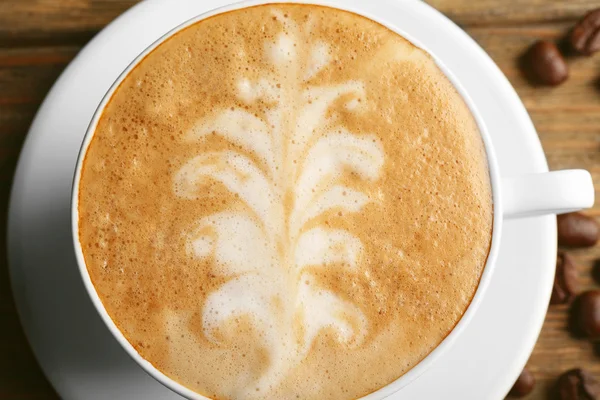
(78, 4, 493, 400)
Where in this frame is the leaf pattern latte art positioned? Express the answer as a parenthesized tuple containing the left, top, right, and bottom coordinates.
(173, 12, 384, 392)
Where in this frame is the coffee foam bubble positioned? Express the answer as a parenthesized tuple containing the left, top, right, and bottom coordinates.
(78, 4, 492, 399)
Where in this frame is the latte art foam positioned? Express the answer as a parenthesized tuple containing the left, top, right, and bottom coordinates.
(78, 5, 493, 400)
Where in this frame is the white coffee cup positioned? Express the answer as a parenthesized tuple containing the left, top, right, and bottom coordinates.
(71, 1, 595, 399)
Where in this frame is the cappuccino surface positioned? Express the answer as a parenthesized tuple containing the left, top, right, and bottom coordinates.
(78, 4, 493, 400)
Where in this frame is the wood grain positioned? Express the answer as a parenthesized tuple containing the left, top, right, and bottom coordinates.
(0, 1, 599, 399)
(429, 0, 600, 26)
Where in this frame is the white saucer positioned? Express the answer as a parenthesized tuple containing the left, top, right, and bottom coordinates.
(7, 0, 556, 399)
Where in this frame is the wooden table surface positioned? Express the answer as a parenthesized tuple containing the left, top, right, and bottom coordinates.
(1, 0, 600, 399)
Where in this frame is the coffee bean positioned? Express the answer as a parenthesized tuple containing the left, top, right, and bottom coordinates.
(555, 369, 600, 400)
(594, 341, 600, 358)
(508, 368, 535, 398)
(572, 291, 600, 338)
(571, 8, 600, 56)
(558, 213, 599, 248)
(593, 260, 600, 285)
(525, 40, 569, 86)
(551, 252, 578, 305)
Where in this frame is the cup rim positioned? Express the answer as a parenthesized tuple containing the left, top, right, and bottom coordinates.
(70, 1, 503, 399)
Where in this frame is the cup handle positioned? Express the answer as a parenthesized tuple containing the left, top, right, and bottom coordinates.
(502, 170, 595, 219)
